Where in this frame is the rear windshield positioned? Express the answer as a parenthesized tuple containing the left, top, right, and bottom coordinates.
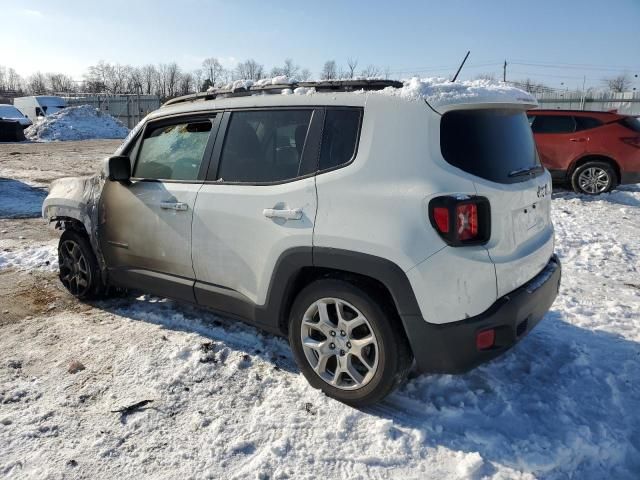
(441, 109, 540, 184)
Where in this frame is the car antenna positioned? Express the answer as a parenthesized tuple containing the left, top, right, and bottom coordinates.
(450, 50, 470, 82)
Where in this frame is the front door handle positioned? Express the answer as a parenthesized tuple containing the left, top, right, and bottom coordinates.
(263, 207, 303, 220)
(160, 201, 189, 211)
(569, 137, 587, 142)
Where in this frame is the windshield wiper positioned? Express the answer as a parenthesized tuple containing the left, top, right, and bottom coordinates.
(508, 165, 544, 178)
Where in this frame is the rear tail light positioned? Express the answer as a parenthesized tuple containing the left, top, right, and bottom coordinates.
(621, 136, 640, 148)
(429, 195, 490, 246)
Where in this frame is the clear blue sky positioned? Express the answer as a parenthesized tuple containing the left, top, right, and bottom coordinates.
(3, 0, 639, 90)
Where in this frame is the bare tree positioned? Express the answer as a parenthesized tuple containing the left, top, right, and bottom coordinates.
(202, 57, 225, 86)
(346, 58, 359, 79)
(475, 73, 496, 82)
(179, 72, 195, 95)
(235, 59, 264, 81)
(164, 62, 181, 98)
(299, 68, 312, 81)
(192, 69, 204, 92)
(360, 64, 382, 78)
(46, 73, 76, 93)
(603, 73, 632, 93)
(26, 72, 48, 94)
(128, 67, 144, 93)
(320, 60, 337, 80)
(140, 64, 157, 94)
(271, 58, 300, 79)
(515, 78, 550, 94)
(6, 68, 22, 91)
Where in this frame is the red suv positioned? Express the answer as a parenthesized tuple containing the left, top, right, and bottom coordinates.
(528, 109, 640, 194)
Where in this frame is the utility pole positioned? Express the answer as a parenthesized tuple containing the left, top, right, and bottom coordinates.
(503, 60, 507, 82)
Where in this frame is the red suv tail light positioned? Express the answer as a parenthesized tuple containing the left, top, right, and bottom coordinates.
(429, 196, 490, 246)
(621, 136, 640, 148)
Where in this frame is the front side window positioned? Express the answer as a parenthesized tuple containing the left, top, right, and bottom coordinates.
(216, 110, 312, 183)
(319, 109, 361, 171)
(134, 120, 212, 181)
(531, 115, 576, 134)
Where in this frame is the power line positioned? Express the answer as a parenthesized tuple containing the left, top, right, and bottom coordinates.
(509, 61, 639, 72)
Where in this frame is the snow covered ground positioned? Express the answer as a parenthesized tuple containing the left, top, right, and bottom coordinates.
(24, 105, 129, 142)
(0, 142, 638, 478)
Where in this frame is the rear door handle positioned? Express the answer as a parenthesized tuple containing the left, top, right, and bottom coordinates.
(263, 207, 303, 220)
(569, 138, 587, 142)
(160, 201, 189, 211)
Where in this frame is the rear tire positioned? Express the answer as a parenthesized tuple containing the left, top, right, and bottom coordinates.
(288, 279, 412, 406)
(571, 161, 617, 195)
(58, 229, 107, 300)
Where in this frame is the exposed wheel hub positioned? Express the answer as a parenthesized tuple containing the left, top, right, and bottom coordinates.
(59, 239, 91, 297)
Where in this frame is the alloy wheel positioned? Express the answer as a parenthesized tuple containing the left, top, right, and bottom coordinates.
(300, 298, 379, 390)
(578, 167, 610, 194)
(59, 240, 91, 297)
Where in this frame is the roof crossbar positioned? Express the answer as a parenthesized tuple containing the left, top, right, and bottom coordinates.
(163, 79, 403, 107)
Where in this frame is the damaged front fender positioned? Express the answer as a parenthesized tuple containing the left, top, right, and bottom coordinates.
(43, 173, 107, 273)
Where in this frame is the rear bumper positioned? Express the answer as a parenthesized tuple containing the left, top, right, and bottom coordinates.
(401, 254, 561, 373)
(620, 171, 640, 185)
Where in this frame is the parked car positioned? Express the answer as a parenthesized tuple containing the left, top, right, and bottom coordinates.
(0, 119, 27, 141)
(43, 80, 561, 406)
(0, 104, 32, 129)
(13, 95, 67, 121)
(528, 109, 640, 194)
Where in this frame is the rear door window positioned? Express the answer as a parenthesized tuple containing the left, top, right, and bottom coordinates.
(574, 116, 603, 131)
(319, 108, 362, 171)
(134, 120, 213, 181)
(215, 109, 312, 183)
(531, 115, 576, 134)
(440, 109, 540, 184)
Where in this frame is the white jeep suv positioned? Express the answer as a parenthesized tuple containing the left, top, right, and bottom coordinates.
(43, 79, 561, 406)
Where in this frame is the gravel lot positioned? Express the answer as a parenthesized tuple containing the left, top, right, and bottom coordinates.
(0, 140, 639, 479)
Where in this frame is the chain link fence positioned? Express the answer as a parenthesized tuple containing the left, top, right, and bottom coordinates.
(534, 91, 640, 115)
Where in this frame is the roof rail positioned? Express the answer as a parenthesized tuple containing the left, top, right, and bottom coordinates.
(163, 79, 403, 107)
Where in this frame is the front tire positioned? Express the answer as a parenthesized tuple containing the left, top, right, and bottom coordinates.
(58, 229, 106, 300)
(571, 161, 617, 195)
(288, 279, 412, 406)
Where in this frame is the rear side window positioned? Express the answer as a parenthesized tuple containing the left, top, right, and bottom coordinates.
(134, 120, 212, 181)
(531, 115, 575, 134)
(217, 109, 312, 183)
(620, 117, 640, 132)
(574, 116, 603, 131)
(319, 109, 361, 171)
(441, 109, 540, 184)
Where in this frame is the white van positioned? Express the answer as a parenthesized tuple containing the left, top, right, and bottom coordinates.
(13, 96, 67, 120)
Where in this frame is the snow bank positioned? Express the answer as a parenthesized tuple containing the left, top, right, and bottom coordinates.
(378, 77, 536, 109)
(24, 105, 129, 142)
(0, 242, 57, 271)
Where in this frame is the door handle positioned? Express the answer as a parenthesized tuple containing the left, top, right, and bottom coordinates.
(160, 201, 189, 211)
(263, 207, 303, 220)
(569, 138, 587, 142)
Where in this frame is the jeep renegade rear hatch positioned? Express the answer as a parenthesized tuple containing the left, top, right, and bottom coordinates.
(440, 108, 543, 184)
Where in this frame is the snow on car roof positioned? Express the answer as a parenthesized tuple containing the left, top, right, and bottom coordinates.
(377, 77, 537, 110)
(161, 76, 535, 115)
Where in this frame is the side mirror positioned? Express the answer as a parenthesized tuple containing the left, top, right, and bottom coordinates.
(108, 155, 131, 182)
